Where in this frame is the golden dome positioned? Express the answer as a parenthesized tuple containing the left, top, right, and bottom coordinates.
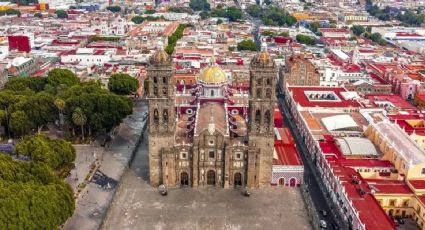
(197, 66, 227, 84)
(151, 49, 170, 64)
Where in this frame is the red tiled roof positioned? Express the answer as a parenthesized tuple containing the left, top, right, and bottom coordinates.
(319, 28, 350, 33)
(408, 180, 425, 190)
(274, 128, 303, 166)
(364, 179, 413, 194)
(288, 86, 361, 108)
(339, 159, 393, 168)
(396, 32, 423, 37)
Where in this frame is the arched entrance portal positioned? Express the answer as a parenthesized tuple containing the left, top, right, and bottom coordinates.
(278, 178, 285, 186)
(181, 172, 189, 186)
(289, 178, 297, 187)
(234, 173, 242, 187)
(207, 170, 215, 185)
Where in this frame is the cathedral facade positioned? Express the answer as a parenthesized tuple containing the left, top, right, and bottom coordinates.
(147, 48, 277, 188)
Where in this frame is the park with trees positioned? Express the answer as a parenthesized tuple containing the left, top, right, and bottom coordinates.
(165, 24, 187, 54)
(1, 68, 133, 142)
(247, 5, 297, 27)
(237, 40, 257, 51)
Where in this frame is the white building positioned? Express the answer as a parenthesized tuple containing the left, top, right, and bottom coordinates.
(61, 48, 116, 66)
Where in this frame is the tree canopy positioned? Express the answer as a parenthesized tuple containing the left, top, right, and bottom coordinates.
(296, 34, 316, 45)
(237, 40, 257, 51)
(106, 5, 121, 13)
(165, 24, 187, 55)
(0, 69, 133, 139)
(0, 154, 74, 229)
(210, 7, 243, 22)
(15, 135, 76, 171)
(108, 73, 139, 95)
(189, 0, 210, 11)
(351, 25, 365, 36)
(55, 10, 68, 19)
(247, 5, 297, 26)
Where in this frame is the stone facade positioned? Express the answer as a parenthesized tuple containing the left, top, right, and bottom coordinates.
(147, 48, 277, 189)
(280, 54, 319, 90)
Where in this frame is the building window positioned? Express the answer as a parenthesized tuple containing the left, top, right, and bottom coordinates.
(390, 200, 396, 206)
(422, 168, 425, 175)
(181, 152, 187, 159)
(209, 150, 215, 159)
(209, 140, 214, 146)
(235, 152, 241, 160)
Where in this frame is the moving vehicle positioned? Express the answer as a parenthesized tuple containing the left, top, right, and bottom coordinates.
(320, 220, 327, 229)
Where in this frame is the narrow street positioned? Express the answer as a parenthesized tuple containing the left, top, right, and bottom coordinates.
(277, 94, 345, 229)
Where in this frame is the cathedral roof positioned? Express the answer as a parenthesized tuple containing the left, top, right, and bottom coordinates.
(251, 51, 274, 67)
(197, 65, 228, 85)
(150, 49, 170, 64)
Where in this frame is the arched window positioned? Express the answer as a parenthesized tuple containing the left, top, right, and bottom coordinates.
(153, 77, 157, 84)
(264, 110, 271, 126)
(256, 88, 262, 98)
(162, 77, 167, 84)
(153, 87, 158, 96)
(255, 110, 261, 124)
(266, 78, 271, 86)
(153, 109, 159, 124)
(211, 90, 214, 97)
(162, 87, 167, 96)
(256, 79, 262, 85)
(163, 109, 168, 124)
(265, 88, 272, 98)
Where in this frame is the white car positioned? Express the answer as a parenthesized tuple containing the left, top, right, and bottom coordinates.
(320, 220, 327, 229)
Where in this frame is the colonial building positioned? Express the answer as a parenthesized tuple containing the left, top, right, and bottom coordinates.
(147, 46, 277, 188)
(279, 54, 320, 92)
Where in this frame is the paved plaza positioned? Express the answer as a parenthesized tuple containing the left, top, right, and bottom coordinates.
(102, 126, 311, 230)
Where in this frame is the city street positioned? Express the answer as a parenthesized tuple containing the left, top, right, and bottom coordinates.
(277, 94, 344, 229)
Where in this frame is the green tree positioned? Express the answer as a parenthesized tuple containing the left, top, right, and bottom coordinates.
(145, 9, 156, 14)
(217, 19, 223, 25)
(108, 73, 139, 95)
(54, 98, 66, 126)
(309, 21, 321, 33)
(278, 31, 289, 37)
(370, 32, 382, 42)
(189, 0, 210, 11)
(4, 77, 47, 92)
(261, 31, 275, 37)
(34, 12, 42, 18)
(0, 154, 75, 229)
(200, 11, 209, 19)
(351, 25, 365, 36)
(56, 9, 68, 19)
(46, 68, 79, 89)
(237, 40, 257, 51)
(296, 34, 316, 45)
(225, 7, 243, 22)
(9, 111, 31, 136)
(15, 134, 76, 171)
(72, 107, 87, 142)
(106, 5, 121, 13)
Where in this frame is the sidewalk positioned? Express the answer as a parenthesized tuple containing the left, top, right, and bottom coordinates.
(63, 100, 148, 230)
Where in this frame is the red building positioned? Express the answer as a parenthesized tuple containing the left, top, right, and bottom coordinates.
(8, 35, 31, 53)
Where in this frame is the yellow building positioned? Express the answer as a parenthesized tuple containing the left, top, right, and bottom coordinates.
(0, 2, 12, 11)
(291, 12, 311, 21)
(365, 121, 425, 180)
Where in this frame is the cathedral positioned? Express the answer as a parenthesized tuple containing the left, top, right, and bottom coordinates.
(147, 47, 277, 188)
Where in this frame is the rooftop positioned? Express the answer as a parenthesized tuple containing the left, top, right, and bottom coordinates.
(288, 86, 361, 108)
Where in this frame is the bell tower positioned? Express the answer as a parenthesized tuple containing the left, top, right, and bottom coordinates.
(147, 45, 175, 187)
(247, 43, 277, 188)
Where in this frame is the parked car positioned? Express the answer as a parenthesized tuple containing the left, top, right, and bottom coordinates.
(320, 210, 328, 217)
(396, 217, 405, 224)
(320, 220, 327, 229)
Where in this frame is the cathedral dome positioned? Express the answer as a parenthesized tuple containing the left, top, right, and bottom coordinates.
(197, 66, 227, 84)
(150, 49, 170, 64)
